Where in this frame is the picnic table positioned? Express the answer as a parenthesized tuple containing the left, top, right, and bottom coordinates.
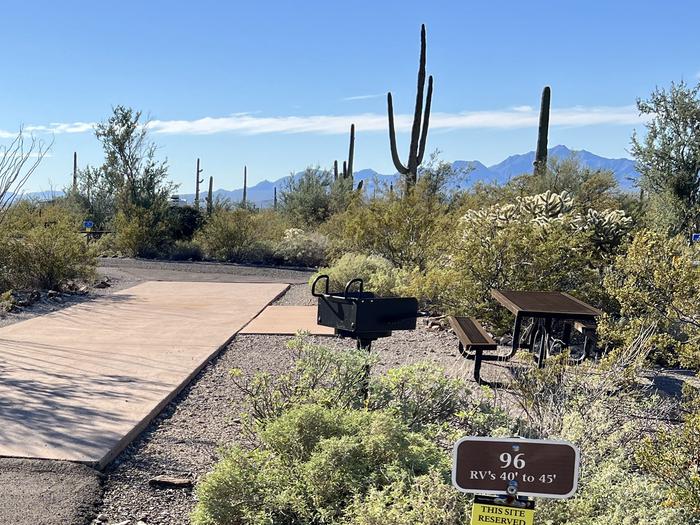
(490, 289, 602, 368)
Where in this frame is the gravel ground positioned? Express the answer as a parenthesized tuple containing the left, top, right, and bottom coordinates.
(2, 259, 687, 525)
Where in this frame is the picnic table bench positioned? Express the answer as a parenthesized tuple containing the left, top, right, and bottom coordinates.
(448, 316, 516, 386)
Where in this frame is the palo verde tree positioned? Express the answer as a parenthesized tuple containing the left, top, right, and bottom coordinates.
(92, 105, 176, 255)
(631, 80, 700, 235)
(387, 24, 433, 190)
(94, 105, 174, 214)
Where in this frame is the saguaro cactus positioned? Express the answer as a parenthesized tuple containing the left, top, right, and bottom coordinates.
(387, 24, 433, 189)
(346, 124, 354, 180)
(72, 152, 78, 191)
(207, 176, 213, 215)
(273, 187, 278, 210)
(242, 166, 248, 207)
(195, 158, 204, 209)
(533, 86, 551, 177)
(334, 124, 355, 182)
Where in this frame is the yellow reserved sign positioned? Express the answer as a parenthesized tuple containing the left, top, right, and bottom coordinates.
(471, 502, 534, 525)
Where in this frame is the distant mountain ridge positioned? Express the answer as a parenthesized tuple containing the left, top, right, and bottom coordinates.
(18, 145, 639, 205)
(180, 145, 640, 206)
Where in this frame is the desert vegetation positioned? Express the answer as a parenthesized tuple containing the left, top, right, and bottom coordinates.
(2, 23, 700, 525)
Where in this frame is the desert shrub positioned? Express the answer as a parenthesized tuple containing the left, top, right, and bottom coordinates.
(498, 332, 686, 524)
(311, 252, 401, 296)
(192, 405, 447, 525)
(231, 338, 377, 423)
(113, 208, 169, 258)
(637, 406, 700, 516)
(196, 209, 271, 263)
(345, 471, 469, 525)
(0, 222, 95, 291)
(250, 209, 292, 245)
(165, 205, 204, 241)
(273, 228, 328, 267)
(88, 232, 120, 257)
(600, 229, 700, 367)
(368, 362, 470, 431)
(168, 240, 204, 261)
(322, 180, 454, 271)
(280, 167, 334, 228)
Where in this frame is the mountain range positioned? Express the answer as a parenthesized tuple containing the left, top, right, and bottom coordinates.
(178, 145, 640, 207)
(18, 145, 640, 205)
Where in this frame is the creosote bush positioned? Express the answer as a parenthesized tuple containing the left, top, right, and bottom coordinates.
(0, 221, 95, 292)
(311, 252, 401, 297)
(196, 209, 268, 263)
(192, 405, 448, 525)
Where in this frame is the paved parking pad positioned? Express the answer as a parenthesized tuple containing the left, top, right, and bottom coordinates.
(0, 281, 287, 468)
(239, 305, 335, 335)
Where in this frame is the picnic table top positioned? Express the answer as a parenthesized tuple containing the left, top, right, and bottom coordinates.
(490, 290, 602, 319)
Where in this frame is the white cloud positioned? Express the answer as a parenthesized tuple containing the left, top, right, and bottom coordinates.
(0, 105, 645, 139)
(342, 93, 385, 101)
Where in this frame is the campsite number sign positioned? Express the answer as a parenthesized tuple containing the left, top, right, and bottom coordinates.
(452, 436, 579, 499)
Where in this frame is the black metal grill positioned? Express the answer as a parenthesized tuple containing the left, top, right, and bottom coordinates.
(312, 275, 419, 349)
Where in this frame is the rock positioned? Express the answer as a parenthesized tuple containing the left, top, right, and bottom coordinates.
(148, 475, 192, 488)
(47, 290, 60, 298)
(94, 513, 108, 523)
(94, 279, 111, 289)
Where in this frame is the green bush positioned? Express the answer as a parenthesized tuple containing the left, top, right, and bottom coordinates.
(311, 252, 402, 297)
(345, 471, 469, 525)
(196, 209, 271, 263)
(322, 180, 454, 271)
(0, 222, 95, 291)
(280, 167, 335, 228)
(165, 205, 204, 241)
(600, 229, 700, 367)
(192, 405, 447, 525)
(368, 362, 470, 431)
(637, 408, 700, 516)
(168, 240, 204, 261)
(273, 228, 327, 267)
(113, 208, 170, 258)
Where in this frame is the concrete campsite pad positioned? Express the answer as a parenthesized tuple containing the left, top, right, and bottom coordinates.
(239, 305, 335, 335)
(0, 281, 288, 468)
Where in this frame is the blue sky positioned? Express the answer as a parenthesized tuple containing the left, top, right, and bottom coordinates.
(2, 0, 699, 193)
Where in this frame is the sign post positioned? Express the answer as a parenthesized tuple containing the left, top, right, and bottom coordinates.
(452, 436, 580, 524)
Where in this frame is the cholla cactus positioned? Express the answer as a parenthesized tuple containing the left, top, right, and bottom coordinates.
(461, 203, 518, 228)
(520, 190, 573, 220)
(575, 208, 633, 248)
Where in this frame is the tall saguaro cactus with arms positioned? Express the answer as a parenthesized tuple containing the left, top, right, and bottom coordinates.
(387, 24, 433, 189)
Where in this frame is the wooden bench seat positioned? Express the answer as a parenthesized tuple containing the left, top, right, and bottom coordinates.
(448, 316, 497, 352)
(448, 316, 500, 385)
